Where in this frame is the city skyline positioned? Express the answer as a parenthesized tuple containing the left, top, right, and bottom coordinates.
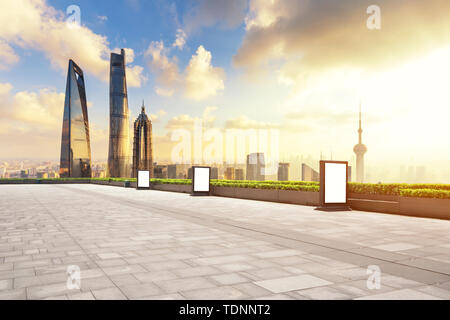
(1, 1, 450, 183)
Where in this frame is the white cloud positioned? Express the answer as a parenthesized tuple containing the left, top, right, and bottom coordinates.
(97, 15, 108, 22)
(145, 41, 181, 95)
(145, 42, 225, 100)
(172, 29, 186, 50)
(0, 40, 19, 70)
(185, 45, 225, 100)
(0, 0, 145, 87)
(234, 0, 450, 84)
(150, 109, 167, 123)
(0, 82, 106, 159)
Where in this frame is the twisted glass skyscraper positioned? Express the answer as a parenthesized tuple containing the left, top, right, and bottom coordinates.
(59, 59, 92, 178)
(108, 49, 131, 177)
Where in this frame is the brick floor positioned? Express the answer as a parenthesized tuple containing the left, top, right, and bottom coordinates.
(0, 184, 449, 300)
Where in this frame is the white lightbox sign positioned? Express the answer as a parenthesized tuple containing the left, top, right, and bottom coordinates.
(137, 170, 150, 188)
(324, 162, 347, 204)
(193, 167, 210, 193)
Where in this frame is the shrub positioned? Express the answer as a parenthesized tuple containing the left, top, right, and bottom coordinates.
(400, 188, 450, 199)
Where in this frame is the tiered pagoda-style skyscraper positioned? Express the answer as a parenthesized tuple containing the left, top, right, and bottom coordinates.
(132, 101, 153, 178)
(59, 59, 92, 178)
(353, 104, 367, 183)
(108, 49, 131, 178)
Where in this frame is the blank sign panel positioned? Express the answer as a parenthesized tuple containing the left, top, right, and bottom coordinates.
(137, 170, 150, 188)
(324, 162, 347, 203)
(193, 167, 210, 192)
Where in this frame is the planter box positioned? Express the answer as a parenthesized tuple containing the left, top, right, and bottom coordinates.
(211, 186, 237, 198)
(278, 190, 319, 206)
(238, 188, 279, 202)
(152, 184, 192, 193)
(399, 197, 450, 220)
(349, 198, 400, 214)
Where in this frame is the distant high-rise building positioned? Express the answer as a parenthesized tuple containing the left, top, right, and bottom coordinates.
(278, 163, 290, 181)
(153, 165, 168, 179)
(348, 165, 352, 182)
(235, 168, 244, 180)
(225, 167, 235, 180)
(108, 49, 131, 178)
(353, 104, 367, 183)
(59, 59, 92, 178)
(168, 164, 189, 179)
(301, 163, 319, 182)
(132, 102, 153, 178)
(211, 167, 219, 179)
(246, 153, 265, 181)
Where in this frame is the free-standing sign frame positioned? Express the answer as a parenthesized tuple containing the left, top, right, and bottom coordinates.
(317, 160, 351, 211)
(191, 166, 211, 196)
(136, 170, 150, 190)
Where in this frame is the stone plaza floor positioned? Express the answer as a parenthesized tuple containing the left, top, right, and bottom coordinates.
(0, 184, 449, 300)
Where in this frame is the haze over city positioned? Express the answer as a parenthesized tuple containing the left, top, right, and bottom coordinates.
(1, 0, 450, 183)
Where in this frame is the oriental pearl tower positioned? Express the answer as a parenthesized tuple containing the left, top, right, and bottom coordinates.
(353, 104, 367, 183)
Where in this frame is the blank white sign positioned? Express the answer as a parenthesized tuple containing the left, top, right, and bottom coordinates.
(324, 163, 347, 203)
(193, 167, 210, 192)
(138, 170, 150, 188)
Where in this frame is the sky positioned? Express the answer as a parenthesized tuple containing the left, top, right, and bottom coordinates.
(0, 0, 450, 182)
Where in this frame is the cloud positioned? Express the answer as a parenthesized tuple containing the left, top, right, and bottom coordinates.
(234, 0, 450, 83)
(183, 0, 248, 34)
(165, 106, 217, 130)
(0, 82, 106, 159)
(97, 15, 108, 22)
(185, 45, 225, 100)
(172, 29, 187, 50)
(150, 109, 167, 123)
(0, 40, 19, 70)
(0, 0, 145, 87)
(145, 42, 225, 100)
(145, 41, 181, 96)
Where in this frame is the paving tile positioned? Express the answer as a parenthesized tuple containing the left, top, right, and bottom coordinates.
(209, 273, 250, 285)
(92, 287, 127, 300)
(355, 288, 441, 300)
(181, 286, 247, 299)
(371, 243, 421, 252)
(255, 274, 332, 293)
(295, 286, 352, 300)
(133, 270, 178, 283)
(67, 291, 96, 300)
(0, 279, 13, 290)
(120, 283, 163, 299)
(154, 277, 217, 294)
(0, 288, 26, 300)
(172, 266, 221, 278)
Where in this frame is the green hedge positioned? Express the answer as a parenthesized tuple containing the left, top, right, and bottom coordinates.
(348, 182, 450, 195)
(400, 188, 450, 199)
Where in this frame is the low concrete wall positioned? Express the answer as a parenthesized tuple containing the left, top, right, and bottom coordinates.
(152, 184, 192, 193)
(399, 197, 450, 220)
(348, 198, 400, 215)
(278, 190, 319, 206)
(211, 186, 319, 206)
